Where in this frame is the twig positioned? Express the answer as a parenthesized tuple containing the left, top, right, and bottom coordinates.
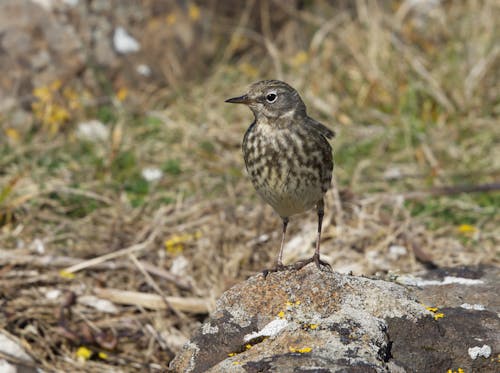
(128, 254, 185, 319)
(139, 260, 192, 291)
(93, 288, 210, 314)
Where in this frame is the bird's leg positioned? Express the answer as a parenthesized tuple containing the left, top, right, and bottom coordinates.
(294, 199, 332, 271)
(262, 217, 290, 277)
(276, 217, 289, 267)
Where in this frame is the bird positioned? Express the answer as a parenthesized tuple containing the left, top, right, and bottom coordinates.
(225, 80, 334, 273)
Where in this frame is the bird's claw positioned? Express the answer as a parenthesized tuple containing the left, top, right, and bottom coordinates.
(262, 263, 294, 278)
(293, 254, 332, 271)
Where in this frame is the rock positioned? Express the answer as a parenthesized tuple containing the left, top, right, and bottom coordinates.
(170, 266, 499, 372)
(170, 267, 428, 372)
(388, 265, 499, 372)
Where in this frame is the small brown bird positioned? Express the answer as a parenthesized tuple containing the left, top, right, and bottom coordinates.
(226, 80, 334, 272)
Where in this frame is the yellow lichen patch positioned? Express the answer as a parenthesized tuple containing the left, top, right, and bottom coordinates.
(433, 312, 444, 320)
(277, 311, 285, 319)
(76, 346, 92, 360)
(289, 346, 312, 353)
(447, 368, 464, 373)
(309, 324, 319, 330)
(232, 361, 241, 365)
(228, 352, 236, 357)
(245, 344, 252, 350)
(425, 305, 445, 320)
(98, 352, 108, 360)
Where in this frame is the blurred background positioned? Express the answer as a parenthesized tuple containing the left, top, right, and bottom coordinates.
(0, 0, 498, 370)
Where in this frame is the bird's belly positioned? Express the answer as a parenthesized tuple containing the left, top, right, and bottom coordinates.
(243, 126, 331, 218)
(248, 159, 323, 218)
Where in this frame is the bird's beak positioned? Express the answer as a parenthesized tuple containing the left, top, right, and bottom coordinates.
(225, 94, 251, 105)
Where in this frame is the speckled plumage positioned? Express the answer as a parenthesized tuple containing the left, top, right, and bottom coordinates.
(226, 80, 334, 272)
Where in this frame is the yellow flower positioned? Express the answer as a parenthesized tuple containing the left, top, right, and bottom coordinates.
(188, 3, 201, 21)
(166, 12, 176, 25)
(33, 86, 52, 102)
(458, 224, 476, 233)
(290, 50, 309, 67)
(277, 311, 285, 319)
(165, 232, 201, 254)
(50, 79, 62, 92)
(116, 87, 128, 102)
(76, 346, 92, 360)
(238, 63, 258, 78)
(59, 270, 76, 279)
(5, 128, 20, 142)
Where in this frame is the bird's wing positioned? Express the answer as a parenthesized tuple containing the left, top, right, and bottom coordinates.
(305, 118, 335, 140)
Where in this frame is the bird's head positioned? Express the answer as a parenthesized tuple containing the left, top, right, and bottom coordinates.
(225, 80, 306, 121)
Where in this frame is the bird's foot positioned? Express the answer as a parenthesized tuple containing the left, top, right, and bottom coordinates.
(293, 253, 332, 271)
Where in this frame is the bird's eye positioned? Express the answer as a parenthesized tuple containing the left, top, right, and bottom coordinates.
(266, 93, 277, 103)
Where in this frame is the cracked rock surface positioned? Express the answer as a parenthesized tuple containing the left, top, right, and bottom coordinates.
(171, 265, 499, 372)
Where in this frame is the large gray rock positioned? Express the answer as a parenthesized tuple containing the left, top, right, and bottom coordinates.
(170, 266, 499, 372)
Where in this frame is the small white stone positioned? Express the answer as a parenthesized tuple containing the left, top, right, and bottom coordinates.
(141, 167, 163, 182)
(77, 120, 109, 141)
(45, 289, 61, 300)
(79, 295, 119, 314)
(0, 333, 34, 362)
(136, 64, 152, 76)
(388, 245, 407, 260)
(0, 359, 16, 373)
(113, 27, 140, 54)
(383, 167, 402, 180)
(170, 256, 189, 276)
(31, 0, 54, 10)
(32, 238, 45, 254)
(468, 344, 491, 360)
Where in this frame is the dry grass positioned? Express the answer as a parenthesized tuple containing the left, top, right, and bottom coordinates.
(0, 1, 499, 371)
